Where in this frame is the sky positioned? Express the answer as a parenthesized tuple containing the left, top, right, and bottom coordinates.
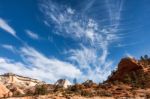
(0, 0, 150, 83)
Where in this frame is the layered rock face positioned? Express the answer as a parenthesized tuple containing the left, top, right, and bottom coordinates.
(0, 73, 44, 97)
(0, 73, 44, 87)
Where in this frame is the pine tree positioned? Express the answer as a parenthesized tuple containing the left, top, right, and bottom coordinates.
(73, 78, 77, 84)
(144, 55, 149, 60)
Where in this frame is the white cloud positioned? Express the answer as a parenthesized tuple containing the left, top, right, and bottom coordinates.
(1, 44, 16, 53)
(67, 7, 74, 14)
(0, 18, 16, 37)
(0, 46, 81, 83)
(67, 46, 113, 82)
(115, 42, 140, 48)
(105, 0, 124, 28)
(39, 0, 124, 82)
(68, 47, 97, 70)
(26, 30, 39, 40)
(40, 4, 98, 42)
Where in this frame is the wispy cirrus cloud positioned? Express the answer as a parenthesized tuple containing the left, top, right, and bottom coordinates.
(68, 47, 97, 70)
(40, 2, 98, 43)
(82, 0, 96, 12)
(1, 44, 16, 53)
(0, 18, 27, 44)
(39, 0, 124, 82)
(0, 46, 81, 83)
(115, 42, 141, 48)
(68, 46, 113, 82)
(106, 0, 124, 28)
(0, 18, 16, 37)
(26, 30, 40, 40)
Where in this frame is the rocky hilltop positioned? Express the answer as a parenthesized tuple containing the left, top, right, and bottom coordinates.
(0, 73, 45, 86)
(0, 73, 44, 98)
(107, 57, 150, 88)
(1, 56, 150, 99)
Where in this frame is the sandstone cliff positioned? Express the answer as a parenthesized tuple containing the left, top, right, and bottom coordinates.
(0, 73, 44, 87)
(0, 73, 44, 97)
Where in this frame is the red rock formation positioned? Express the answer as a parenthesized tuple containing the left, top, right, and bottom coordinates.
(107, 57, 143, 82)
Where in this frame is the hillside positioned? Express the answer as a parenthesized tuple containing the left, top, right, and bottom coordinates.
(107, 57, 150, 88)
(0, 73, 44, 97)
(1, 56, 150, 98)
(0, 73, 45, 86)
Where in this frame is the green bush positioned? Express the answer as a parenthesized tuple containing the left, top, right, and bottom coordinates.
(81, 90, 93, 97)
(34, 85, 48, 95)
(98, 90, 112, 97)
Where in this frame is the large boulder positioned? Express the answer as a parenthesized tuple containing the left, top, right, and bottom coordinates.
(54, 79, 72, 88)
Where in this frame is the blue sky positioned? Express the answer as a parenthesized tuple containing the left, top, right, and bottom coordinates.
(0, 0, 150, 83)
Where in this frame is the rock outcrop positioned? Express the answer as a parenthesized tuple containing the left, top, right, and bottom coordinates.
(0, 82, 12, 98)
(107, 57, 143, 82)
(2, 56, 150, 98)
(0, 73, 44, 87)
(0, 73, 44, 96)
(106, 57, 150, 89)
(55, 79, 72, 88)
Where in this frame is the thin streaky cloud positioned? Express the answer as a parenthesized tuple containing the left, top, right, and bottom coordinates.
(1, 44, 16, 53)
(115, 41, 142, 48)
(105, 0, 124, 28)
(26, 30, 40, 40)
(0, 18, 23, 43)
(82, 0, 96, 13)
(0, 18, 16, 37)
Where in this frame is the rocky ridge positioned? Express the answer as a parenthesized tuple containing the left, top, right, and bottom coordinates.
(1, 56, 150, 98)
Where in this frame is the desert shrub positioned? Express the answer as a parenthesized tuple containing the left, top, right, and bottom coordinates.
(53, 85, 65, 92)
(124, 73, 132, 84)
(146, 93, 150, 98)
(106, 69, 117, 82)
(98, 90, 112, 97)
(70, 84, 85, 92)
(73, 78, 77, 84)
(140, 55, 150, 66)
(81, 89, 93, 97)
(113, 80, 121, 85)
(129, 71, 146, 88)
(25, 88, 35, 96)
(34, 84, 48, 95)
(83, 80, 94, 88)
